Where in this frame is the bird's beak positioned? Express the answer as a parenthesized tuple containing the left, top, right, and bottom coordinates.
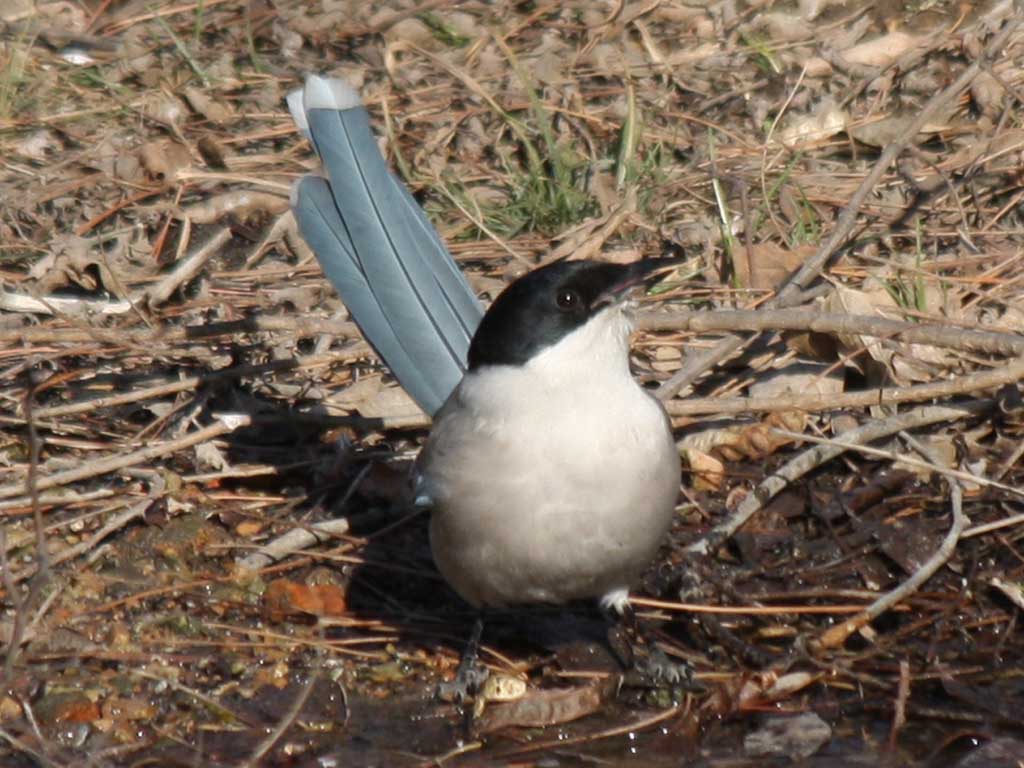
(594, 258, 681, 309)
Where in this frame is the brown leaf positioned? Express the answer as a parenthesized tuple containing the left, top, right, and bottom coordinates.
(139, 139, 192, 180)
(875, 515, 944, 575)
(841, 30, 924, 68)
(684, 448, 725, 492)
(738, 670, 819, 709)
(263, 579, 348, 621)
(476, 680, 612, 733)
(35, 691, 102, 725)
(733, 242, 815, 291)
(234, 519, 265, 537)
(681, 411, 805, 463)
(0, 695, 22, 722)
(182, 85, 234, 125)
(748, 364, 843, 401)
(849, 111, 949, 148)
(776, 100, 847, 148)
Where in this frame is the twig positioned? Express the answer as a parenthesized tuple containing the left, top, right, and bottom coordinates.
(816, 482, 967, 649)
(238, 518, 353, 572)
(24, 382, 47, 576)
(241, 672, 324, 767)
(638, 309, 1024, 357)
(492, 703, 683, 760)
(9, 302, 1024, 361)
(686, 401, 988, 556)
(0, 312, 362, 346)
(130, 669, 257, 727)
(0, 727, 61, 768)
(771, 428, 1024, 499)
(1, 353, 374, 426)
(145, 226, 232, 307)
(0, 487, 115, 514)
(665, 355, 1024, 416)
(0, 289, 132, 316)
(238, 463, 371, 571)
(7, 502, 149, 584)
(0, 414, 252, 501)
(888, 659, 911, 751)
(962, 512, 1024, 539)
(2, 377, 52, 681)
(631, 596, 873, 615)
(27, 357, 338, 420)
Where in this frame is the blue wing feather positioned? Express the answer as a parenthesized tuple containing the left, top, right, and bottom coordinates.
(289, 76, 484, 416)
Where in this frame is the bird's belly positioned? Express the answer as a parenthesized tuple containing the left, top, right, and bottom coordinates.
(425, 402, 679, 608)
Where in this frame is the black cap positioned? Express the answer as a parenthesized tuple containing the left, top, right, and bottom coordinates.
(467, 259, 677, 370)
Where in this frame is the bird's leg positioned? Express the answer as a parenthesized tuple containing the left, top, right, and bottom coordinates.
(436, 616, 490, 704)
(605, 599, 695, 688)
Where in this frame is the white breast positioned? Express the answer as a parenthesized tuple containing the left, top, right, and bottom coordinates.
(420, 306, 680, 608)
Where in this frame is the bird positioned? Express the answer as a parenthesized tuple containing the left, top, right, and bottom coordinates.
(288, 75, 684, 689)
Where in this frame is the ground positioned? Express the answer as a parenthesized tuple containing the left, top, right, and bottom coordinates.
(3, 0, 1024, 765)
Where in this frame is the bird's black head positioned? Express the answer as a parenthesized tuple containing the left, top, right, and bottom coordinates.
(467, 259, 676, 370)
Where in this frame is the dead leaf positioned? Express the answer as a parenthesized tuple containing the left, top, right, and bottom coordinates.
(143, 93, 188, 130)
(28, 233, 129, 295)
(34, 0, 88, 30)
(325, 375, 423, 420)
(745, 711, 831, 759)
(183, 85, 234, 125)
(684, 448, 725, 492)
(476, 681, 611, 732)
(733, 242, 815, 291)
(776, 99, 847, 147)
(826, 282, 955, 383)
(841, 30, 924, 69)
(0, 696, 22, 722)
(273, 18, 304, 59)
(850, 111, 949, 148)
(748, 364, 843, 400)
(874, 515, 944, 574)
(263, 579, 348, 621)
(680, 411, 805, 463)
(15, 129, 62, 160)
(738, 671, 819, 708)
(825, 284, 899, 373)
(546, 188, 638, 262)
(801, 56, 833, 77)
(383, 17, 435, 47)
(753, 12, 812, 43)
(970, 70, 1004, 119)
(140, 139, 193, 180)
(194, 442, 229, 472)
(990, 578, 1024, 611)
(101, 696, 157, 722)
(196, 135, 228, 168)
(651, 343, 682, 373)
(35, 691, 102, 726)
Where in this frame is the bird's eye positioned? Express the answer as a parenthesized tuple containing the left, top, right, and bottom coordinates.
(556, 289, 581, 310)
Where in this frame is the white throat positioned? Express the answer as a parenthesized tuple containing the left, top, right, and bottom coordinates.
(523, 304, 635, 390)
(453, 303, 648, 432)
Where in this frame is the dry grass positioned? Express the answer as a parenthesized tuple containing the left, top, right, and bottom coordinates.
(3, 0, 1024, 764)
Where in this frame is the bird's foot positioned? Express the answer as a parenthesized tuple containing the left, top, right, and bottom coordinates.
(606, 605, 701, 692)
(435, 617, 489, 705)
(435, 661, 490, 704)
(623, 645, 698, 690)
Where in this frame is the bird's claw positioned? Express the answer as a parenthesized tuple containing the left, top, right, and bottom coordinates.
(436, 663, 490, 705)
